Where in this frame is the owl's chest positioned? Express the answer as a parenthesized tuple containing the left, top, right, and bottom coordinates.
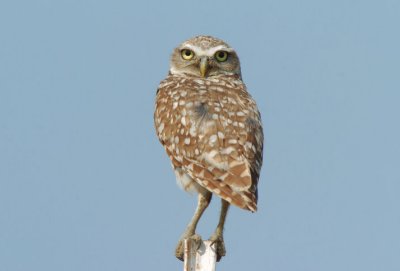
(155, 78, 254, 151)
(160, 86, 244, 121)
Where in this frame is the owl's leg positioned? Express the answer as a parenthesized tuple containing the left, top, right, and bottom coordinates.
(209, 199, 230, 262)
(175, 191, 212, 261)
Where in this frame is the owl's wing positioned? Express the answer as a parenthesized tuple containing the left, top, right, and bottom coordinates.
(178, 88, 263, 212)
(154, 76, 263, 211)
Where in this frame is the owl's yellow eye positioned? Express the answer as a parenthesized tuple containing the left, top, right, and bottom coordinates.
(181, 49, 194, 60)
(215, 51, 228, 62)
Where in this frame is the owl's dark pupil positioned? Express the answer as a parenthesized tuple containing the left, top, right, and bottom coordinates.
(185, 50, 191, 56)
(219, 52, 224, 57)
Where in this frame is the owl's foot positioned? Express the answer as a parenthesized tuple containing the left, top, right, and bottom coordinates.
(209, 233, 226, 262)
(175, 233, 202, 261)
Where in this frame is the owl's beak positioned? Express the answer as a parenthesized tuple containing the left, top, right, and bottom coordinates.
(199, 57, 208, 77)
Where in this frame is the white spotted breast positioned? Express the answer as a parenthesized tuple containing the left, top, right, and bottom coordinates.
(154, 74, 263, 211)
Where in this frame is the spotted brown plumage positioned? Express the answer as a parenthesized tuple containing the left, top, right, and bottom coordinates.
(154, 35, 263, 261)
(155, 74, 262, 210)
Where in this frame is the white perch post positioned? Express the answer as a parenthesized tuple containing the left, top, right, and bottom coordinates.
(183, 239, 217, 271)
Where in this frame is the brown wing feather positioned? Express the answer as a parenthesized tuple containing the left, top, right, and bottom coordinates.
(154, 74, 263, 211)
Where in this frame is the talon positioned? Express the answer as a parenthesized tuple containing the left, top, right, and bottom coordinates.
(175, 234, 202, 261)
(209, 234, 226, 262)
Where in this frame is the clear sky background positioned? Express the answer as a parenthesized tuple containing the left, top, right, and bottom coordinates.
(1, 0, 399, 270)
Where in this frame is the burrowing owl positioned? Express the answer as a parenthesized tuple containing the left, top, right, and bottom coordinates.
(154, 35, 263, 261)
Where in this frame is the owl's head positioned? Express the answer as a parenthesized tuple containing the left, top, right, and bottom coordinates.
(170, 35, 241, 78)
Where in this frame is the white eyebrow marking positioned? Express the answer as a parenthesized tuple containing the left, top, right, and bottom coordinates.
(181, 44, 234, 56)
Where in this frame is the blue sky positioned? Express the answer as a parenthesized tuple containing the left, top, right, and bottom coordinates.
(1, 0, 399, 270)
